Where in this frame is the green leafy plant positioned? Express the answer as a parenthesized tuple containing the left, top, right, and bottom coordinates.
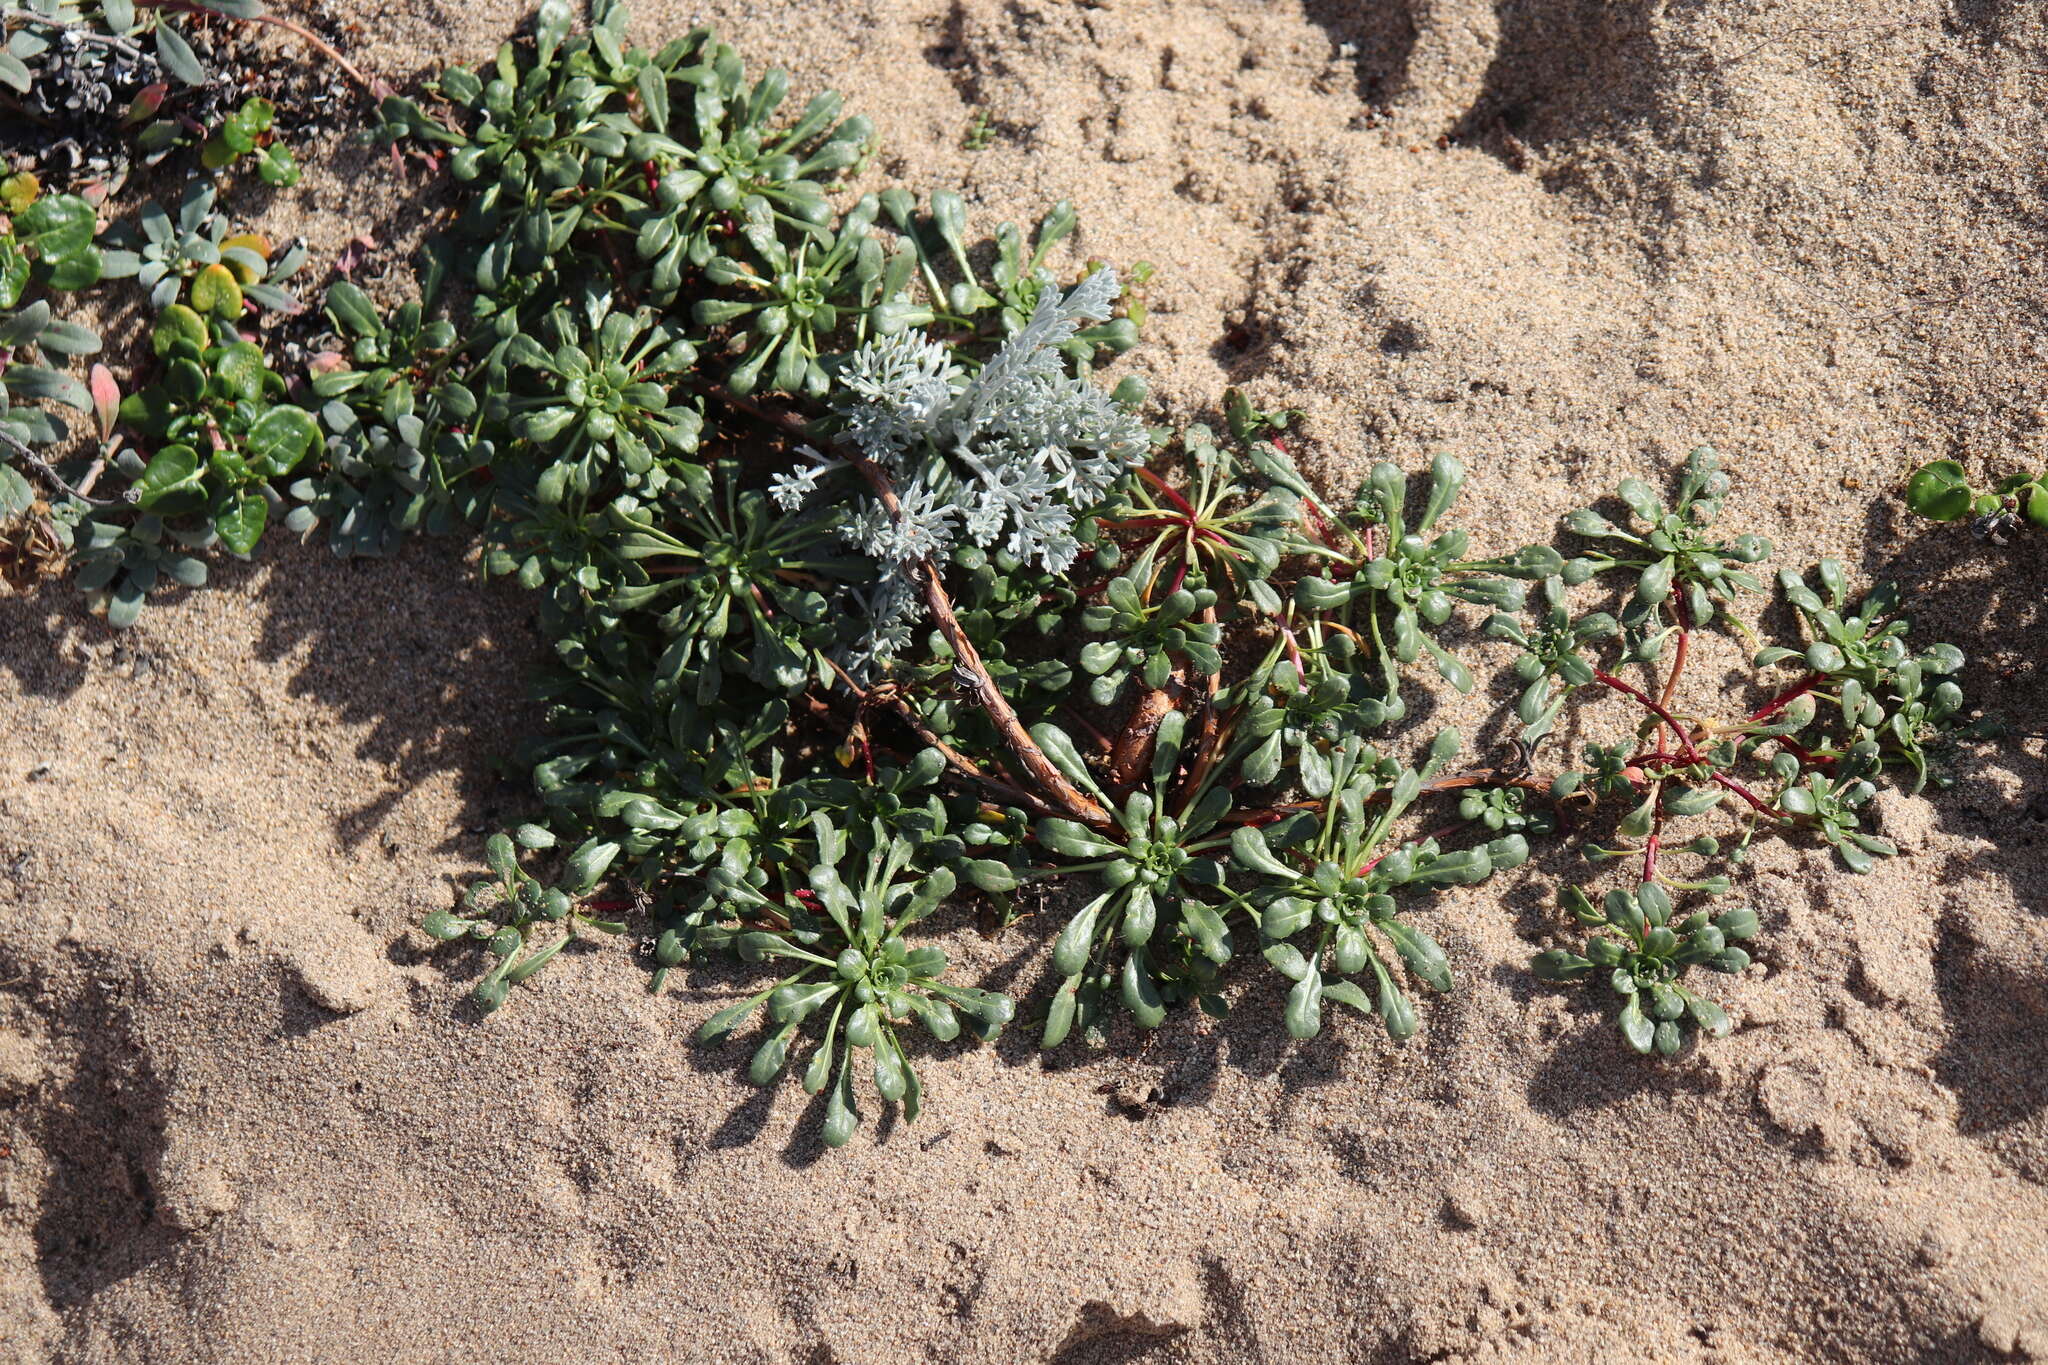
(1534, 888, 1757, 1054)
(421, 829, 626, 1014)
(1079, 575, 1222, 706)
(27, 185, 312, 621)
(1486, 449, 1971, 1046)
(1289, 453, 1546, 727)
(199, 95, 299, 184)
(116, 181, 304, 313)
(1, 177, 106, 562)
(695, 824, 1012, 1147)
(962, 107, 995, 152)
(1905, 457, 2047, 546)
(1238, 729, 1529, 1041)
(1011, 711, 1245, 1043)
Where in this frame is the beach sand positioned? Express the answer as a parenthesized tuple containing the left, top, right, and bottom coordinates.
(3, 0, 2046, 1359)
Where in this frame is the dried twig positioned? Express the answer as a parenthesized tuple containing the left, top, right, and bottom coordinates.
(0, 7, 144, 57)
(149, 0, 379, 95)
(704, 385, 1108, 822)
(0, 427, 130, 509)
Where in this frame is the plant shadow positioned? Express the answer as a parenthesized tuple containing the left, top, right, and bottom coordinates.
(234, 535, 540, 854)
(1855, 498, 2048, 904)
(1930, 910, 2048, 1181)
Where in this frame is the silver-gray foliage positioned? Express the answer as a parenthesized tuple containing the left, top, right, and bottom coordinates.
(774, 267, 1146, 671)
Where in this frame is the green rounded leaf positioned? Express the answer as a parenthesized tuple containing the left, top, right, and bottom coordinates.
(246, 404, 320, 477)
(1617, 996, 1654, 1053)
(134, 443, 202, 509)
(212, 342, 267, 402)
(966, 859, 1018, 893)
(420, 908, 467, 940)
(17, 193, 95, 265)
(821, 1060, 858, 1147)
(2025, 481, 2048, 529)
(1042, 974, 1082, 1048)
(152, 304, 210, 357)
(1686, 994, 1731, 1038)
(1903, 460, 1972, 522)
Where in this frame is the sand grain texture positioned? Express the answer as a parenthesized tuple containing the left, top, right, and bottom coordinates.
(4, 0, 2048, 1360)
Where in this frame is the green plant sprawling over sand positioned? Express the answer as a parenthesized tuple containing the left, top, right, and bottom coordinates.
(0, 0, 1985, 1147)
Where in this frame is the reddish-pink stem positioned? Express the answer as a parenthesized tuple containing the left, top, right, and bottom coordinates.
(1595, 670, 1703, 761)
(1773, 736, 1834, 769)
(1136, 466, 1198, 516)
(1750, 672, 1824, 723)
(1711, 771, 1781, 817)
(1278, 624, 1307, 676)
(1355, 820, 1471, 879)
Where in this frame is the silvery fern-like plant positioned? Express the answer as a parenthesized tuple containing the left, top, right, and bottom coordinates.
(775, 268, 1147, 669)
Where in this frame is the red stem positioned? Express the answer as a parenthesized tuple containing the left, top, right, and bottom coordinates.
(1279, 624, 1307, 676)
(1136, 466, 1198, 516)
(1711, 771, 1781, 817)
(1772, 736, 1834, 769)
(1640, 773, 1668, 883)
(1101, 514, 1229, 547)
(1354, 819, 1475, 879)
(1594, 670, 1703, 761)
(1750, 672, 1824, 723)
(1302, 499, 1336, 549)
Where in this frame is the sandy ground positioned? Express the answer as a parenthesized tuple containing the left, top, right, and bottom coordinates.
(4, 0, 2048, 1360)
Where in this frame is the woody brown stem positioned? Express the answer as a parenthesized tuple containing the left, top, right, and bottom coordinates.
(706, 385, 813, 442)
(819, 657, 1060, 818)
(831, 463, 1109, 824)
(1417, 770, 1555, 798)
(708, 392, 1108, 821)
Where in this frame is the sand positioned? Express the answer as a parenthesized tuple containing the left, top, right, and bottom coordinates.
(4, 0, 2048, 1359)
